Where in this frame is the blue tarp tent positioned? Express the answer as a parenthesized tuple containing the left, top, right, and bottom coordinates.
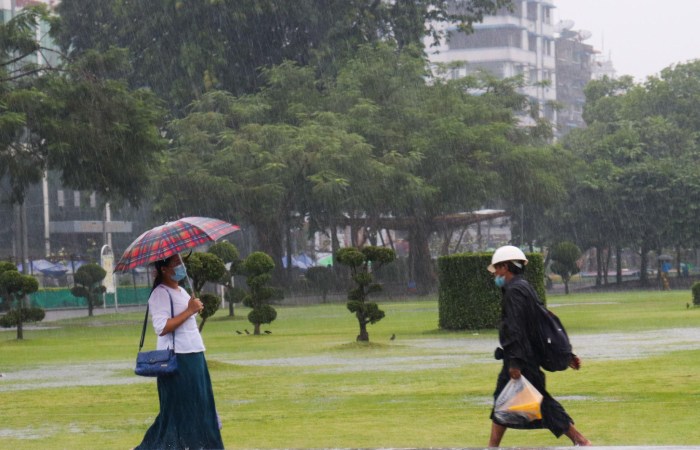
(16, 259, 69, 277)
(281, 253, 315, 270)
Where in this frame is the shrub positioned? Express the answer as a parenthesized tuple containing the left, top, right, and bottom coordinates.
(692, 282, 700, 306)
(336, 246, 395, 342)
(208, 241, 241, 316)
(199, 293, 221, 323)
(0, 266, 41, 339)
(0, 307, 45, 327)
(242, 252, 279, 335)
(72, 263, 107, 317)
(549, 241, 582, 295)
(305, 266, 335, 303)
(186, 252, 226, 331)
(437, 252, 545, 331)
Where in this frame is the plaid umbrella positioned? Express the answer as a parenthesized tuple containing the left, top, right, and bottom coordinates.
(114, 216, 240, 273)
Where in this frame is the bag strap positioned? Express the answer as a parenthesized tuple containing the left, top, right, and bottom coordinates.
(138, 286, 175, 351)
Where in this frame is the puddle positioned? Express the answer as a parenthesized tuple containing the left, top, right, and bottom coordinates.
(2, 328, 700, 390)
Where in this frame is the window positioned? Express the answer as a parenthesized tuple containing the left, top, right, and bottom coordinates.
(527, 2, 538, 21)
(90, 192, 97, 208)
(57, 189, 65, 208)
(542, 6, 552, 24)
(448, 28, 521, 50)
(74, 191, 81, 207)
(528, 34, 537, 52)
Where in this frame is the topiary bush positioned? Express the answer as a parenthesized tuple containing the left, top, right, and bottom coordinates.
(186, 252, 226, 331)
(0, 263, 41, 339)
(242, 252, 279, 335)
(437, 252, 546, 331)
(0, 307, 45, 328)
(72, 263, 107, 317)
(208, 241, 241, 316)
(549, 241, 582, 295)
(692, 282, 700, 306)
(336, 246, 395, 342)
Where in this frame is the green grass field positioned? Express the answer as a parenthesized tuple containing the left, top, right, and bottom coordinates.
(1, 290, 700, 449)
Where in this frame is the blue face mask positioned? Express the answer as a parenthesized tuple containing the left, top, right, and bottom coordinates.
(494, 275, 506, 288)
(172, 264, 188, 282)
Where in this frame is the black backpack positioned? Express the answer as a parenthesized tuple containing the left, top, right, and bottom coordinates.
(512, 278, 574, 371)
(534, 302, 573, 371)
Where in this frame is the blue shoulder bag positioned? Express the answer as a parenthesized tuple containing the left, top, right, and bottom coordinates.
(135, 288, 178, 377)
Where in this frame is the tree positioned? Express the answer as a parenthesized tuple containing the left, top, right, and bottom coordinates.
(329, 45, 530, 291)
(305, 266, 336, 303)
(1, 7, 165, 271)
(0, 6, 59, 269)
(549, 242, 581, 295)
(562, 68, 700, 286)
(208, 241, 241, 316)
(336, 246, 395, 342)
(158, 69, 381, 286)
(36, 48, 166, 207)
(71, 263, 106, 317)
(0, 261, 41, 339)
(241, 252, 278, 335)
(185, 252, 226, 331)
(52, 0, 512, 114)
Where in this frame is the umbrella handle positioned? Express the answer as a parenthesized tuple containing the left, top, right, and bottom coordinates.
(178, 253, 196, 296)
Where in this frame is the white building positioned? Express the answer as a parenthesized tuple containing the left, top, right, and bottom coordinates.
(427, 0, 558, 125)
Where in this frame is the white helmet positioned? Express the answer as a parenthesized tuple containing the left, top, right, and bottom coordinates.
(488, 245, 528, 273)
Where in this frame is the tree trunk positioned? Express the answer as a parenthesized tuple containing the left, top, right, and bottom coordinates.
(16, 310, 24, 340)
(330, 219, 341, 278)
(440, 228, 452, 256)
(255, 220, 285, 285)
(356, 318, 369, 342)
(616, 246, 623, 285)
(452, 228, 467, 254)
(254, 322, 261, 335)
(409, 221, 435, 294)
(285, 219, 293, 285)
(17, 314, 23, 340)
(15, 294, 24, 340)
(563, 278, 570, 295)
(639, 245, 650, 286)
(595, 246, 602, 286)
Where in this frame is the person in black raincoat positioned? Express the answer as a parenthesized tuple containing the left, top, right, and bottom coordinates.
(487, 245, 590, 447)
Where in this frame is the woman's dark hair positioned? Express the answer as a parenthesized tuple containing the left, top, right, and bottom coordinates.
(506, 260, 525, 275)
(151, 256, 175, 292)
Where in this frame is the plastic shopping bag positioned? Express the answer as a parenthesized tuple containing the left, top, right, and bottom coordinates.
(493, 375, 543, 426)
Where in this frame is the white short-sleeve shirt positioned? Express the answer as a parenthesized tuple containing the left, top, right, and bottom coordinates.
(148, 284, 205, 353)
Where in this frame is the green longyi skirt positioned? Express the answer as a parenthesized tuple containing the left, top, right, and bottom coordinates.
(135, 352, 224, 450)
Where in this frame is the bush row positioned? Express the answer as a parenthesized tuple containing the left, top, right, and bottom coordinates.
(437, 252, 545, 331)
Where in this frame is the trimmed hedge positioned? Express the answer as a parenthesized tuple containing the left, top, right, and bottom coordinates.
(692, 282, 700, 306)
(437, 252, 546, 330)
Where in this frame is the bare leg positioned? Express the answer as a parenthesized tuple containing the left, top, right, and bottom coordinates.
(488, 421, 507, 447)
(565, 424, 591, 446)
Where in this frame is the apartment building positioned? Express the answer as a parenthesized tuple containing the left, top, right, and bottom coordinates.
(429, 0, 558, 126)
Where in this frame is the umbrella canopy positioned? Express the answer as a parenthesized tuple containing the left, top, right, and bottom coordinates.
(114, 217, 240, 273)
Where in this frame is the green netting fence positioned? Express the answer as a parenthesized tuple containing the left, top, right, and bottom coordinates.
(27, 287, 151, 309)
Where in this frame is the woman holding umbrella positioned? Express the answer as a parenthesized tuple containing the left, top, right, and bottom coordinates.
(134, 255, 224, 450)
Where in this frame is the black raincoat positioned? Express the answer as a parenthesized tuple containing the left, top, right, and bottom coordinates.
(490, 275, 573, 437)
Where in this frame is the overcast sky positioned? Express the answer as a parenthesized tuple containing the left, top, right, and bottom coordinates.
(554, 0, 700, 81)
